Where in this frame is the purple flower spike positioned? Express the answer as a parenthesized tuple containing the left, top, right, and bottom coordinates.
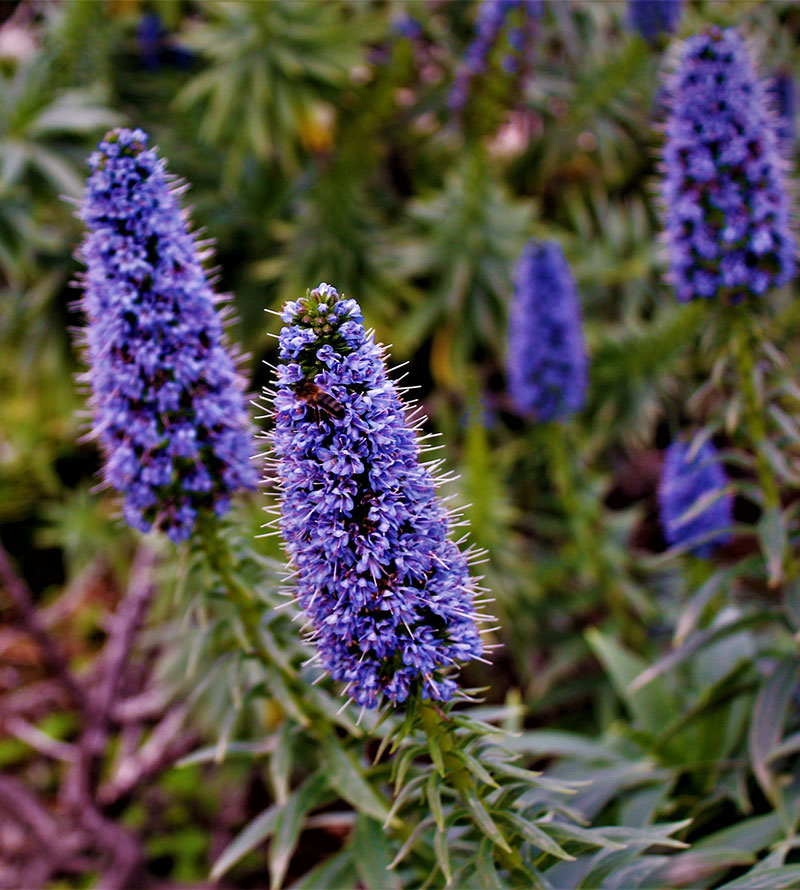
(269, 284, 485, 708)
(77, 128, 258, 543)
(507, 241, 588, 422)
(449, 0, 542, 114)
(659, 439, 732, 558)
(627, 0, 684, 43)
(661, 28, 795, 303)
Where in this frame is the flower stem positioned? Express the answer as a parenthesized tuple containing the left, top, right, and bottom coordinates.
(418, 701, 525, 877)
(730, 313, 795, 582)
(194, 514, 318, 725)
(542, 421, 629, 636)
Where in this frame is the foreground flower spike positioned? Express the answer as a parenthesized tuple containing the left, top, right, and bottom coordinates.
(78, 128, 258, 543)
(507, 240, 588, 422)
(627, 0, 684, 43)
(658, 439, 733, 557)
(661, 27, 795, 303)
(269, 283, 485, 708)
(449, 0, 542, 114)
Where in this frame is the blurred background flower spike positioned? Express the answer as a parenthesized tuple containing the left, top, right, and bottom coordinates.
(76, 127, 258, 543)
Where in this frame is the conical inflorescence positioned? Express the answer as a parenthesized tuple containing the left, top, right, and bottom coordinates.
(450, 0, 542, 114)
(78, 128, 258, 543)
(661, 27, 795, 303)
(269, 283, 486, 708)
(658, 439, 733, 557)
(507, 240, 588, 423)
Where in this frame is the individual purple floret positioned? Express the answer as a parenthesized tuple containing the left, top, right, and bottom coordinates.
(507, 241, 588, 422)
(269, 283, 485, 708)
(627, 0, 684, 43)
(661, 27, 795, 304)
(449, 0, 542, 114)
(767, 72, 795, 154)
(659, 439, 732, 557)
(77, 128, 258, 543)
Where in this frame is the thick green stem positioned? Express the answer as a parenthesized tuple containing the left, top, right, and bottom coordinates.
(195, 521, 434, 856)
(732, 320, 780, 511)
(419, 702, 525, 877)
(195, 515, 324, 725)
(730, 315, 795, 582)
(542, 422, 629, 636)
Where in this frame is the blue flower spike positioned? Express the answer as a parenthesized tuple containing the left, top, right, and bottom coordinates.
(661, 27, 795, 303)
(507, 240, 588, 423)
(77, 128, 258, 543)
(659, 438, 733, 557)
(450, 0, 542, 114)
(268, 283, 488, 709)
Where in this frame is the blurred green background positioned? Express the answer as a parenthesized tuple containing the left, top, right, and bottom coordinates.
(3, 0, 800, 886)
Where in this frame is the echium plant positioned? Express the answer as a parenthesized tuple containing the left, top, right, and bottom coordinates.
(77, 128, 257, 542)
(627, 0, 684, 44)
(658, 438, 732, 557)
(507, 240, 587, 422)
(269, 283, 485, 708)
(450, 0, 542, 114)
(661, 27, 795, 303)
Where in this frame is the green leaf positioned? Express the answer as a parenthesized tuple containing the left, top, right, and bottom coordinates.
(715, 865, 800, 889)
(749, 660, 799, 804)
(630, 613, 771, 694)
(270, 721, 294, 805)
(388, 816, 435, 870)
(463, 791, 512, 853)
(675, 565, 740, 644)
(453, 749, 499, 788)
(649, 847, 755, 887)
(543, 820, 626, 852)
(262, 666, 311, 728)
(434, 827, 452, 886)
(503, 730, 625, 762)
(426, 728, 446, 776)
(475, 838, 509, 890)
(289, 848, 355, 890)
(320, 735, 391, 824)
(211, 804, 279, 881)
(353, 814, 401, 890)
(500, 811, 575, 861)
(758, 506, 787, 587)
(586, 628, 679, 734)
(768, 728, 800, 762)
(28, 97, 120, 135)
(427, 772, 445, 831)
(393, 743, 425, 791)
(269, 773, 328, 890)
(27, 145, 83, 197)
(384, 775, 426, 829)
(694, 812, 781, 855)
(590, 821, 691, 849)
(177, 739, 276, 767)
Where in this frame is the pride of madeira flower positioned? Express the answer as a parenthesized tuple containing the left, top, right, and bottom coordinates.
(449, 0, 542, 114)
(77, 128, 257, 543)
(658, 439, 733, 558)
(269, 284, 486, 708)
(507, 240, 588, 422)
(661, 27, 795, 303)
